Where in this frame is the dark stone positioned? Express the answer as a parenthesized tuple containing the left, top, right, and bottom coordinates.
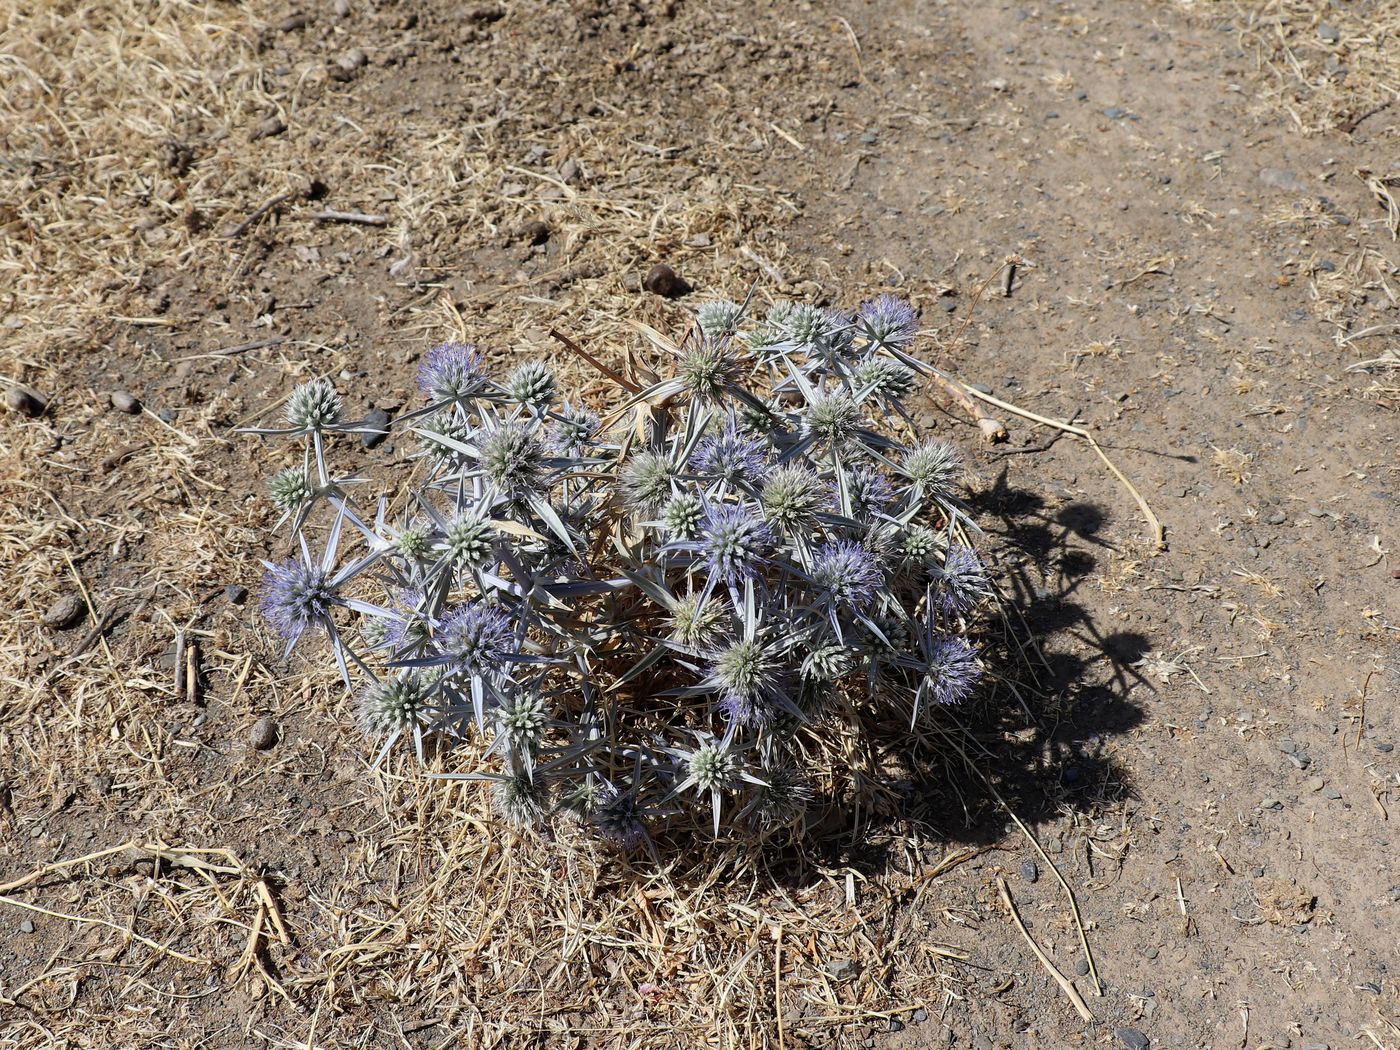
(42, 594, 86, 630)
(521, 219, 550, 245)
(5, 385, 46, 417)
(1104, 107, 1127, 119)
(1021, 859, 1039, 883)
(249, 716, 279, 751)
(1116, 1028, 1150, 1050)
(225, 584, 249, 605)
(643, 262, 689, 298)
(361, 407, 391, 449)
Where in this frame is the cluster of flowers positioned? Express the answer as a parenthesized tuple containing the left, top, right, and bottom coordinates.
(250, 293, 990, 849)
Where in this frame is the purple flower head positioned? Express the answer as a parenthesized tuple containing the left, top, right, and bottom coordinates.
(260, 557, 335, 647)
(936, 545, 990, 616)
(810, 540, 884, 611)
(591, 781, 648, 850)
(834, 465, 894, 520)
(418, 341, 487, 403)
(700, 503, 773, 582)
(919, 634, 981, 708)
(435, 602, 515, 679)
(384, 589, 432, 653)
(548, 402, 602, 456)
(856, 294, 919, 351)
(690, 425, 770, 486)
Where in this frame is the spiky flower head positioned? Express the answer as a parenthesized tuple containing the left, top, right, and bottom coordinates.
(493, 770, 547, 827)
(384, 590, 433, 653)
(360, 614, 391, 649)
(506, 360, 557, 410)
(268, 467, 312, 512)
(899, 524, 940, 568)
(549, 403, 601, 456)
(622, 450, 680, 513)
(260, 557, 334, 645)
(709, 637, 786, 725)
(357, 673, 429, 736)
(479, 422, 546, 495)
(936, 545, 990, 617)
(852, 356, 917, 402)
(388, 522, 431, 561)
(903, 439, 963, 498)
(760, 465, 825, 532)
(436, 602, 514, 679)
(418, 413, 471, 466)
(285, 378, 343, 430)
(591, 781, 648, 849)
(802, 390, 863, 451)
(865, 610, 911, 655)
(855, 294, 919, 351)
(801, 642, 855, 682)
(837, 465, 894, 520)
(700, 503, 773, 581)
(667, 592, 723, 649)
(441, 509, 495, 570)
(685, 738, 740, 794)
(918, 634, 981, 708)
(696, 299, 744, 340)
(690, 425, 770, 486)
(494, 689, 550, 754)
(677, 340, 742, 403)
(810, 540, 884, 610)
(780, 303, 852, 357)
(749, 763, 812, 829)
(418, 341, 487, 403)
(662, 492, 705, 540)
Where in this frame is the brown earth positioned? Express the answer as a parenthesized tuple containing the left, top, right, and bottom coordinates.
(2, 0, 1398, 1047)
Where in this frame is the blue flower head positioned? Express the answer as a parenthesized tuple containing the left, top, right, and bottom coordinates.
(690, 425, 770, 486)
(918, 634, 981, 708)
(810, 540, 884, 611)
(937, 545, 989, 616)
(436, 602, 515, 679)
(855, 294, 919, 351)
(418, 341, 487, 403)
(701, 503, 773, 582)
(260, 557, 335, 647)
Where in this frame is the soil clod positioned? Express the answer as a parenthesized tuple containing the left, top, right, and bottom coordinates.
(644, 262, 689, 298)
(249, 716, 279, 751)
(42, 594, 86, 630)
(110, 390, 141, 414)
(5, 385, 46, 417)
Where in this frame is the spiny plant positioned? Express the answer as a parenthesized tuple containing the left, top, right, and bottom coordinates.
(245, 292, 993, 853)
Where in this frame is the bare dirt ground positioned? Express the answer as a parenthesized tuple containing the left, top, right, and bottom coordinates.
(2, 0, 1398, 1047)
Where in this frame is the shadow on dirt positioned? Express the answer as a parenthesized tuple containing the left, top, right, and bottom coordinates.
(763, 470, 1152, 882)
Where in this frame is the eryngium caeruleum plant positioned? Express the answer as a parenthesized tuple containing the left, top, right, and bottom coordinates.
(249, 293, 991, 850)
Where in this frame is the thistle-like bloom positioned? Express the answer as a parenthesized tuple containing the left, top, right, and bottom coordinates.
(260, 557, 335, 647)
(591, 781, 648, 849)
(479, 422, 546, 495)
(285, 378, 343, 430)
(677, 340, 742, 403)
(418, 413, 471, 466)
(801, 642, 855, 682)
(780, 303, 852, 358)
(493, 689, 550, 754)
(899, 524, 940, 570)
(801, 390, 863, 451)
(436, 602, 514, 679)
(902, 439, 962, 499)
(662, 492, 705, 540)
(936, 545, 990, 616)
(667, 592, 723, 649)
(918, 634, 981, 708)
(384, 589, 433, 653)
(855, 294, 919, 351)
(760, 465, 825, 532)
(418, 341, 487, 403)
(268, 467, 312, 513)
(852, 356, 917, 402)
(696, 299, 743, 340)
(549, 403, 601, 456)
(493, 770, 547, 827)
(391, 522, 432, 561)
(683, 738, 740, 794)
(622, 451, 680, 512)
(864, 610, 911, 655)
(357, 672, 429, 736)
(690, 425, 770, 486)
(810, 540, 884, 610)
(506, 361, 557, 410)
(700, 503, 773, 582)
(708, 634, 789, 726)
(440, 509, 495, 570)
(836, 465, 894, 520)
(747, 763, 812, 830)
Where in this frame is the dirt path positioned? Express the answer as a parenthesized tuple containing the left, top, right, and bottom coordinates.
(2, 0, 1396, 1046)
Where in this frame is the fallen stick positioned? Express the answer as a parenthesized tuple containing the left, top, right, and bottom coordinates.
(311, 209, 387, 226)
(998, 877, 1094, 1022)
(221, 190, 298, 239)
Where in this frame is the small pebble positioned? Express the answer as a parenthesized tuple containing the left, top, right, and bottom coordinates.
(110, 390, 141, 414)
(5, 385, 46, 417)
(1021, 859, 1039, 883)
(1265, 510, 1287, 525)
(1261, 798, 1282, 811)
(643, 262, 687, 298)
(1289, 753, 1311, 770)
(1317, 23, 1339, 43)
(225, 584, 249, 605)
(42, 593, 86, 630)
(360, 407, 391, 449)
(912, 1008, 928, 1023)
(823, 958, 859, 981)
(1116, 1028, 1150, 1050)
(1374, 742, 1394, 753)
(1104, 107, 1127, 119)
(20, 919, 35, 934)
(1322, 788, 1342, 800)
(158, 407, 178, 423)
(1075, 958, 1090, 976)
(1279, 738, 1298, 754)
(888, 1018, 904, 1033)
(1252, 866, 1266, 878)
(249, 716, 279, 751)
(333, 0, 349, 15)
(1143, 946, 1159, 960)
